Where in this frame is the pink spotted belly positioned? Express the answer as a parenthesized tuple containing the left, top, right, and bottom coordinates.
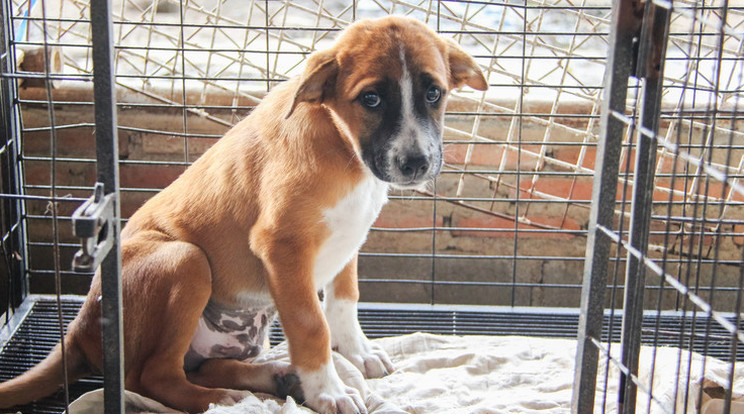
(184, 300, 276, 371)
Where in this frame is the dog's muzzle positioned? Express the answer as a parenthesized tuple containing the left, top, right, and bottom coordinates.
(386, 150, 442, 190)
(362, 129, 444, 189)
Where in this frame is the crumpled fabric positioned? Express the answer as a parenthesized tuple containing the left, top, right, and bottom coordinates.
(68, 333, 743, 414)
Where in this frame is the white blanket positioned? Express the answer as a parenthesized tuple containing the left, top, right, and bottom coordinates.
(69, 333, 743, 414)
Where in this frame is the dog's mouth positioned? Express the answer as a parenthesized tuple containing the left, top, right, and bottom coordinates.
(363, 152, 442, 189)
(389, 180, 432, 191)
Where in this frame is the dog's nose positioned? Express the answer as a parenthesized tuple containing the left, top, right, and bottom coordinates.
(398, 155, 430, 181)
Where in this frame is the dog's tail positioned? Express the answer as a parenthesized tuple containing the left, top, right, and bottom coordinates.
(0, 337, 90, 408)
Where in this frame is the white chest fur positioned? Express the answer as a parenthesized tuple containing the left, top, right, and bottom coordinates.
(313, 175, 388, 289)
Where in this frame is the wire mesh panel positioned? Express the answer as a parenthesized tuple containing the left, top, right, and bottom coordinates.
(0, 0, 743, 413)
(574, 1, 744, 413)
(4, 0, 618, 311)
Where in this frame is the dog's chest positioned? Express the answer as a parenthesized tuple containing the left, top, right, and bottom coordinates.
(314, 176, 388, 288)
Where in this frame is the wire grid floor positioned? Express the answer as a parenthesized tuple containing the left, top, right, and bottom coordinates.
(1, 296, 743, 414)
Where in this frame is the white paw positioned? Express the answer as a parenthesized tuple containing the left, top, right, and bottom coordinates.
(298, 362, 367, 414)
(335, 336, 394, 379)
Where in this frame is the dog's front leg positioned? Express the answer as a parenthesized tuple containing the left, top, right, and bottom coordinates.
(253, 231, 367, 414)
(325, 255, 394, 378)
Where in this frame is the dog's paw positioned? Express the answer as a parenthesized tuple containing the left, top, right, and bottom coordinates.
(298, 363, 367, 414)
(307, 385, 366, 414)
(274, 372, 304, 402)
(336, 337, 394, 379)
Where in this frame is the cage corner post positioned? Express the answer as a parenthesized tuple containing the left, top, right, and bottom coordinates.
(0, 0, 28, 312)
(618, 2, 671, 413)
(571, 0, 640, 412)
(90, 0, 125, 412)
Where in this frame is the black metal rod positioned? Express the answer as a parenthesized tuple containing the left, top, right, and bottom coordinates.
(90, 0, 124, 413)
(572, 0, 641, 412)
(0, 0, 27, 310)
(619, 3, 671, 412)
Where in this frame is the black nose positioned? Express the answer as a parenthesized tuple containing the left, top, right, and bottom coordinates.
(398, 155, 430, 180)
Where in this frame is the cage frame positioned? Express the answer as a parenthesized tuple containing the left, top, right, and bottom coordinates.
(0, 1, 743, 413)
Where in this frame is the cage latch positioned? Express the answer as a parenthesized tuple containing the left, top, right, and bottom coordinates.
(71, 182, 116, 273)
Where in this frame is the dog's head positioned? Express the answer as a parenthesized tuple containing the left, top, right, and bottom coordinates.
(287, 16, 488, 190)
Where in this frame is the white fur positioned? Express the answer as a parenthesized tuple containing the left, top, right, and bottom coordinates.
(314, 174, 388, 290)
(296, 361, 345, 398)
(324, 285, 393, 378)
(324, 289, 363, 350)
(295, 360, 364, 413)
(393, 46, 425, 158)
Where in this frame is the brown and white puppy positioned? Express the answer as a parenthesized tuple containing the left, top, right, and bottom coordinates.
(0, 16, 487, 414)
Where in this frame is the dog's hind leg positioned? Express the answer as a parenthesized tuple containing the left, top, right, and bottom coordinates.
(186, 359, 300, 398)
(118, 237, 252, 413)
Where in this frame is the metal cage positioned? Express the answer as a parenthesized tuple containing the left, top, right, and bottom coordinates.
(0, 0, 742, 413)
(575, 1, 744, 413)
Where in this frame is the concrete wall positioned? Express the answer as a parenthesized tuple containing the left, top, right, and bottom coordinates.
(11, 85, 744, 311)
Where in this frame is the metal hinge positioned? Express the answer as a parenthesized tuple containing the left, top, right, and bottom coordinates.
(71, 182, 116, 273)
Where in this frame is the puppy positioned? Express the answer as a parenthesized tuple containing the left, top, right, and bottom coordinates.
(0, 16, 487, 414)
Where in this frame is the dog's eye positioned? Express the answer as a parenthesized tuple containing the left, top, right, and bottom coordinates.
(426, 86, 442, 104)
(361, 91, 381, 108)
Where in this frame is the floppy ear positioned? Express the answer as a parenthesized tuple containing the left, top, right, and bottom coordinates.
(286, 49, 339, 118)
(444, 38, 488, 91)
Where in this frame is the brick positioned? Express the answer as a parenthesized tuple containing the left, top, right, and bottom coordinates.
(646, 223, 716, 248)
(652, 178, 730, 203)
(681, 234, 716, 248)
(655, 153, 686, 175)
(120, 191, 156, 218)
(581, 147, 597, 170)
(550, 145, 580, 165)
(527, 215, 581, 233)
(119, 164, 186, 189)
(443, 143, 501, 166)
(141, 134, 217, 158)
(618, 148, 637, 173)
(22, 127, 97, 157)
(443, 143, 542, 169)
(373, 210, 443, 230)
(729, 186, 744, 203)
(647, 220, 679, 245)
(551, 146, 596, 170)
(453, 215, 516, 238)
(454, 214, 580, 239)
(23, 160, 95, 187)
(651, 181, 686, 202)
(519, 177, 594, 201)
(734, 224, 744, 246)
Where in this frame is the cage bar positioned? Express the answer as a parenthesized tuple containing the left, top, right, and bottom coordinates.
(572, 0, 639, 411)
(618, 3, 671, 413)
(89, 0, 124, 412)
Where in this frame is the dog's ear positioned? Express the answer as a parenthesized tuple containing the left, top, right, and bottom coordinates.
(444, 38, 488, 91)
(286, 49, 339, 118)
